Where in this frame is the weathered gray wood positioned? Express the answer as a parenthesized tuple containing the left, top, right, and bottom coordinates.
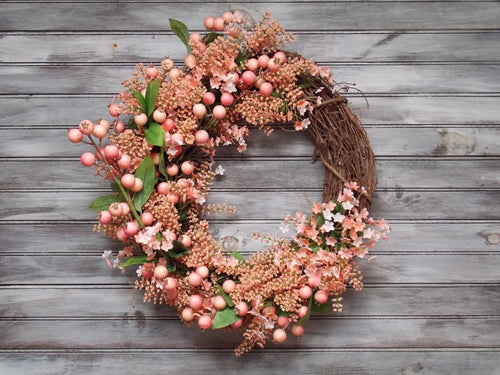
(1, 317, 498, 349)
(1, 254, 499, 284)
(2, 286, 499, 317)
(3, 127, 499, 158)
(2, 221, 499, 254)
(1, 190, 499, 221)
(3, 33, 499, 63)
(1, 159, 499, 191)
(3, 64, 500, 94)
(2, 2, 499, 31)
(2, 96, 498, 127)
(1, 350, 499, 375)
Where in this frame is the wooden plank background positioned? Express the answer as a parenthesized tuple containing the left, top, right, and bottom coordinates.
(1, 1, 499, 374)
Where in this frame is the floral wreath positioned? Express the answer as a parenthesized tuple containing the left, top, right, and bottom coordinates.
(68, 11, 390, 356)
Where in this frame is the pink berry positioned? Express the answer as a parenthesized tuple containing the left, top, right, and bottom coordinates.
(121, 173, 135, 189)
(108, 104, 121, 117)
(68, 128, 83, 143)
(154, 265, 168, 280)
(273, 51, 287, 64)
(254, 77, 265, 89)
(165, 277, 177, 291)
(196, 266, 209, 279)
(162, 58, 174, 71)
(169, 68, 182, 80)
(257, 55, 270, 68)
(161, 118, 175, 132)
(308, 274, 321, 288)
(291, 324, 305, 337)
(166, 289, 178, 300)
(146, 65, 158, 79)
(80, 152, 95, 167)
(116, 227, 129, 241)
(167, 192, 180, 204)
(188, 272, 203, 287)
(298, 305, 308, 318)
(189, 32, 202, 42)
(260, 82, 273, 97)
(179, 234, 192, 248)
(222, 11, 234, 23)
(99, 210, 113, 224)
(78, 120, 94, 135)
(181, 308, 194, 322)
(170, 133, 184, 145)
(212, 105, 226, 120)
(151, 152, 160, 166)
(124, 221, 140, 236)
(108, 202, 123, 217)
(235, 301, 248, 316)
(113, 120, 125, 133)
(120, 202, 130, 216)
(277, 316, 290, 328)
(117, 154, 131, 170)
(220, 93, 234, 106)
(245, 58, 258, 71)
(213, 17, 225, 31)
(104, 145, 119, 161)
(177, 178, 191, 189)
(157, 182, 169, 194)
(134, 113, 148, 127)
(299, 285, 313, 300)
(141, 212, 154, 226)
(131, 178, 143, 192)
(203, 16, 215, 30)
(92, 124, 107, 139)
(184, 54, 197, 69)
(241, 70, 256, 86)
(273, 328, 287, 343)
(98, 119, 110, 130)
(198, 315, 213, 330)
(202, 92, 216, 106)
(193, 103, 207, 118)
(195, 130, 210, 145)
(164, 164, 178, 177)
(268, 58, 280, 72)
(314, 290, 329, 304)
(152, 108, 166, 123)
(213, 295, 227, 310)
(231, 319, 243, 329)
(222, 279, 236, 294)
(181, 161, 195, 175)
(188, 294, 203, 310)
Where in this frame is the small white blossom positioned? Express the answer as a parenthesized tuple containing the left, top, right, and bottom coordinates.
(332, 212, 345, 223)
(215, 164, 225, 175)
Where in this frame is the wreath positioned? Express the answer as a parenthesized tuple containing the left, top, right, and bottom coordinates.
(68, 11, 390, 355)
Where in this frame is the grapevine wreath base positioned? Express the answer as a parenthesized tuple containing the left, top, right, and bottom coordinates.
(68, 11, 390, 355)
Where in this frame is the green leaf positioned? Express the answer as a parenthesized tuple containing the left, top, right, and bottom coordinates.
(298, 82, 313, 89)
(89, 194, 124, 211)
(316, 213, 325, 228)
(145, 79, 160, 116)
(311, 300, 329, 315)
(270, 91, 282, 98)
(204, 32, 223, 45)
(127, 117, 138, 130)
(310, 244, 321, 253)
(296, 297, 313, 326)
(211, 306, 240, 329)
(121, 255, 148, 268)
(169, 18, 191, 54)
(158, 144, 167, 179)
(145, 122, 165, 146)
(169, 240, 189, 258)
(133, 156, 157, 211)
(132, 90, 147, 114)
(217, 285, 235, 307)
(230, 250, 245, 262)
(110, 181, 120, 193)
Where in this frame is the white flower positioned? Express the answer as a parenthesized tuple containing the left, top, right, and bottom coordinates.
(215, 164, 225, 175)
(136, 266, 143, 277)
(332, 212, 345, 223)
(342, 201, 354, 210)
(279, 222, 290, 234)
(101, 250, 112, 259)
(322, 209, 333, 221)
(321, 220, 335, 233)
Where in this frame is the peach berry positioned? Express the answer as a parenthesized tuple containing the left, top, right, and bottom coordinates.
(222, 11, 234, 23)
(195, 130, 210, 145)
(146, 65, 158, 79)
(165, 277, 177, 291)
(80, 152, 95, 167)
(113, 120, 125, 133)
(213, 295, 227, 310)
(124, 221, 140, 236)
(258, 54, 270, 68)
(188, 272, 203, 287)
(154, 265, 168, 280)
(235, 301, 249, 316)
(166, 192, 179, 204)
(98, 210, 113, 224)
(220, 92, 234, 106)
(260, 82, 273, 97)
(184, 54, 197, 69)
(108, 103, 121, 117)
(108, 202, 123, 217)
(241, 70, 256, 86)
(120, 202, 130, 216)
(180, 234, 192, 248)
(196, 266, 209, 279)
(299, 285, 313, 300)
(202, 92, 216, 106)
(212, 105, 226, 120)
(134, 113, 148, 128)
(277, 316, 290, 328)
(116, 228, 128, 241)
(273, 51, 286, 64)
(161, 118, 175, 132)
(68, 128, 83, 143)
(188, 294, 203, 310)
(291, 324, 305, 337)
(231, 319, 243, 329)
(193, 103, 207, 118)
(78, 120, 94, 135)
(117, 154, 131, 169)
(131, 178, 143, 192)
(213, 17, 225, 31)
(170, 133, 184, 145)
(181, 307, 194, 322)
(161, 58, 174, 71)
(203, 16, 215, 30)
(314, 290, 329, 304)
(298, 305, 308, 318)
(166, 164, 179, 177)
(268, 58, 281, 72)
(169, 68, 182, 80)
(104, 145, 119, 161)
(121, 173, 135, 189)
(141, 212, 154, 226)
(245, 58, 258, 71)
(157, 182, 169, 194)
(273, 328, 287, 343)
(198, 315, 213, 330)
(181, 161, 195, 175)
(222, 279, 236, 294)
(152, 108, 166, 123)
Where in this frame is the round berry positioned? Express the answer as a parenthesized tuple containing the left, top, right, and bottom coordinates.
(195, 130, 210, 145)
(212, 105, 226, 120)
(161, 118, 175, 132)
(188, 272, 203, 287)
(166, 164, 179, 177)
(116, 228, 128, 242)
(152, 108, 166, 123)
(108, 104, 121, 117)
(220, 93, 234, 106)
(235, 301, 248, 316)
(169, 68, 182, 80)
(277, 316, 290, 328)
(299, 285, 313, 300)
(213, 17, 225, 31)
(189, 32, 202, 42)
(166, 192, 180, 204)
(104, 145, 119, 161)
(260, 82, 273, 97)
(157, 182, 169, 194)
(181, 308, 194, 322)
(273, 51, 287, 64)
(124, 221, 140, 236)
(297, 305, 308, 318)
(222, 11, 234, 23)
(241, 70, 256, 86)
(184, 54, 197, 69)
(204, 16, 215, 29)
(180, 234, 192, 248)
(188, 294, 203, 310)
(134, 113, 148, 128)
(231, 318, 243, 329)
(113, 120, 125, 133)
(181, 161, 195, 175)
(198, 315, 212, 330)
(131, 178, 143, 192)
(222, 279, 236, 294)
(165, 277, 177, 291)
(291, 324, 305, 337)
(202, 92, 216, 106)
(308, 274, 321, 288)
(80, 152, 95, 167)
(154, 265, 168, 280)
(98, 119, 110, 131)
(121, 173, 136, 189)
(245, 58, 258, 71)
(146, 65, 158, 79)
(99, 210, 113, 224)
(108, 202, 123, 217)
(196, 266, 209, 279)
(213, 295, 227, 310)
(314, 290, 329, 304)
(273, 328, 287, 343)
(193, 103, 207, 118)
(117, 154, 131, 170)
(268, 58, 281, 72)
(162, 58, 174, 72)
(92, 124, 107, 139)
(68, 128, 83, 143)
(141, 212, 154, 226)
(120, 202, 130, 216)
(170, 133, 184, 145)
(257, 54, 270, 68)
(78, 120, 94, 135)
